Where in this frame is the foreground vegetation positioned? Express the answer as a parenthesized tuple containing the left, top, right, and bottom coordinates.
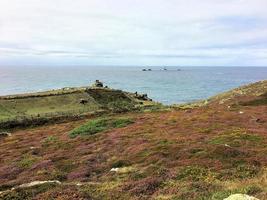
(0, 80, 267, 199)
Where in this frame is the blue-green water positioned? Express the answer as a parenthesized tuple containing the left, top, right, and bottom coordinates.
(0, 66, 267, 104)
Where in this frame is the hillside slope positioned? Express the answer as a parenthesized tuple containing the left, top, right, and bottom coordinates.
(0, 86, 155, 129)
(0, 80, 267, 200)
(208, 80, 267, 106)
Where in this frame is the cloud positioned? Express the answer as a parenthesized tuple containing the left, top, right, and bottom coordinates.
(0, 0, 266, 66)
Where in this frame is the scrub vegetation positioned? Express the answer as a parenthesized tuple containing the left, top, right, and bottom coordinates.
(69, 117, 134, 138)
(0, 80, 267, 199)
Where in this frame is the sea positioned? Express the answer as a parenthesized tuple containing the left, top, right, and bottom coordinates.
(0, 66, 267, 105)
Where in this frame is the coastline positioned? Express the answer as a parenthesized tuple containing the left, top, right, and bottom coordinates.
(0, 84, 159, 129)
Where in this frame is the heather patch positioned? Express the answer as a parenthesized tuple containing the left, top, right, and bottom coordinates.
(218, 164, 260, 180)
(240, 92, 267, 106)
(176, 166, 217, 182)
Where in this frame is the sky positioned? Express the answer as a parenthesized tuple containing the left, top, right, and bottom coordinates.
(0, 0, 267, 66)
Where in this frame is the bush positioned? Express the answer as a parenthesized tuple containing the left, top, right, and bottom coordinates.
(107, 101, 136, 113)
(69, 117, 134, 138)
(111, 118, 134, 128)
(111, 160, 130, 168)
(42, 136, 59, 146)
(211, 185, 263, 200)
(17, 154, 38, 169)
(176, 166, 216, 182)
(209, 128, 262, 147)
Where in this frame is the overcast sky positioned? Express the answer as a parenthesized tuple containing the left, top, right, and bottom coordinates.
(0, 0, 267, 66)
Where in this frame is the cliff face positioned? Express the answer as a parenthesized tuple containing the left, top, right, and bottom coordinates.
(0, 81, 267, 200)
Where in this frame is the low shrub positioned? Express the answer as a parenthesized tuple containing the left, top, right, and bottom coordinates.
(69, 117, 134, 138)
(176, 166, 217, 182)
(42, 136, 59, 146)
(209, 128, 262, 147)
(17, 154, 38, 169)
(107, 101, 136, 113)
(123, 177, 163, 196)
(111, 160, 130, 168)
(211, 184, 263, 200)
(219, 164, 260, 180)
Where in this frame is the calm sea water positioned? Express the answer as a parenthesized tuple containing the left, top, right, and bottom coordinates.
(0, 66, 267, 104)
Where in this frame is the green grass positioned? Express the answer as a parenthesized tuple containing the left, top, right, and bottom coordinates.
(0, 88, 140, 124)
(176, 166, 217, 182)
(0, 87, 144, 130)
(219, 164, 260, 180)
(69, 117, 134, 138)
(41, 135, 71, 150)
(17, 154, 39, 169)
(211, 185, 263, 200)
(0, 92, 99, 121)
(209, 128, 262, 147)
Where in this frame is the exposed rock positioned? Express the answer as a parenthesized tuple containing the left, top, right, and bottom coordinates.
(223, 194, 259, 200)
(224, 144, 231, 147)
(110, 166, 135, 173)
(15, 180, 61, 189)
(134, 92, 152, 101)
(62, 87, 71, 91)
(0, 180, 61, 195)
(110, 168, 119, 172)
(93, 80, 103, 88)
(0, 132, 11, 138)
(250, 118, 262, 123)
(79, 99, 88, 104)
(256, 118, 261, 123)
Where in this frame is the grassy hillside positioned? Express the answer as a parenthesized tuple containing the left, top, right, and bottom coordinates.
(0, 86, 156, 128)
(0, 80, 267, 200)
(207, 80, 267, 106)
(0, 91, 98, 120)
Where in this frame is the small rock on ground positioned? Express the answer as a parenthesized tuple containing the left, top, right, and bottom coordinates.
(15, 180, 61, 189)
(0, 132, 11, 137)
(224, 194, 259, 200)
